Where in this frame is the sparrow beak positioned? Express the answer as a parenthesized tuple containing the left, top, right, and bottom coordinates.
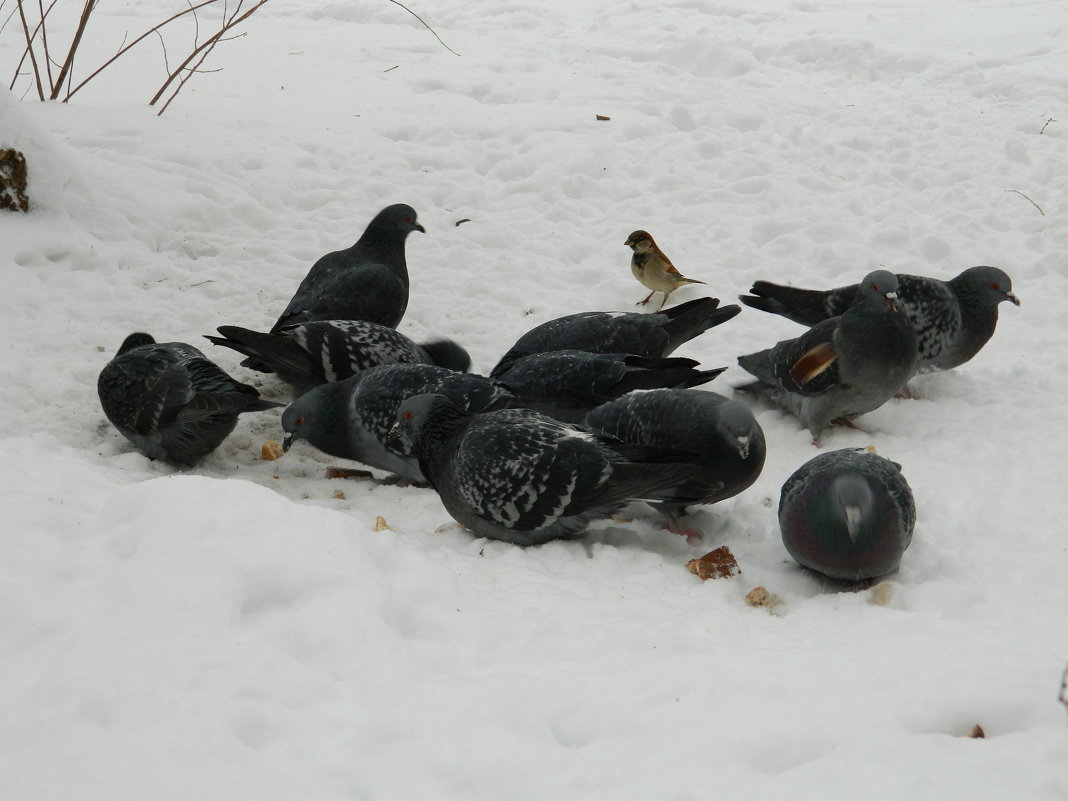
(282, 433, 294, 452)
(884, 290, 899, 312)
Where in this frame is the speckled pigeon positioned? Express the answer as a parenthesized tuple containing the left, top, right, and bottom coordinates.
(281, 364, 513, 482)
(493, 350, 727, 423)
(740, 266, 1018, 373)
(260, 204, 424, 369)
(491, 297, 741, 377)
(205, 320, 470, 398)
(97, 332, 282, 466)
(736, 270, 918, 443)
(584, 389, 766, 516)
(778, 447, 916, 581)
(392, 393, 703, 546)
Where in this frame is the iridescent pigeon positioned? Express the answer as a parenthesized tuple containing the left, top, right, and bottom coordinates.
(740, 266, 1018, 373)
(736, 270, 918, 443)
(392, 393, 702, 546)
(778, 447, 916, 581)
(205, 320, 470, 398)
(97, 332, 282, 465)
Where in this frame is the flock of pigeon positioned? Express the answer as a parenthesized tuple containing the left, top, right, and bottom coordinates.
(96, 203, 1019, 581)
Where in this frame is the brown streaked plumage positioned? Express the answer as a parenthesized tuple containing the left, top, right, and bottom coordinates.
(625, 230, 706, 311)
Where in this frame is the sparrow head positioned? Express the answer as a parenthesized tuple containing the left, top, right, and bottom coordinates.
(625, 230, 656, 253)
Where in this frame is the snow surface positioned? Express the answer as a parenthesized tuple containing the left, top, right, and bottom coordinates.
(2, 0, 1067, 798)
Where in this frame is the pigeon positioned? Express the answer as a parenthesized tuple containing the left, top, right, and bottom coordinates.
(392, 393, 703, 546)
(740, 266, 1019, 373)
(267, 203, 424, 343)
(491, 297, 741, 377)
(281, 364, 514, 482)
(205, 320, 470, 398)
(97, 332, 283, 466)
(492, 350, 727, 423)
(778, 447, 916, 581)
(736, 270, 919, 443)
(625, 230, 706, 310)
(584, 389, 766, 516)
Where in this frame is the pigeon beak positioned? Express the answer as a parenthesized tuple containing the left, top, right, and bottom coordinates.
(1006, 290, 1020, 306)
(735, 435, 750, 460)
(387, 421, 407, 450)
(282, 433, 294, 453)
(843, 505, 863, 541)
(884, 290, 899, 312)
(414, 222, 426, 234)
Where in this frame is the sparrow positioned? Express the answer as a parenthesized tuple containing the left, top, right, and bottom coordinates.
(625, 230, 706, 311)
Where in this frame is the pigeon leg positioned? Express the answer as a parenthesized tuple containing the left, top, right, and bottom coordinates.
(895, 383, 919, 400)
(664, 505, 702, 545)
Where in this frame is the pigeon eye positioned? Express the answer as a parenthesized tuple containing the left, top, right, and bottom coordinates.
(404, 411, 414, 420)
(990, 282, 1000, 290)
(295, 416, 304, 426)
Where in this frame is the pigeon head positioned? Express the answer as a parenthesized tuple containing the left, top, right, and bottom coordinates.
(830, 473, 875, 542)
(392, 393, 469, 449)
(281, 382, 346, 453)
(855, 269, 901, 312)
(370, 203, 426, 237)
(625, 230, 654, 253)
(956, 266, 1020, 308)
(713, 399, 761, 460)
(117, 332, 156, 355)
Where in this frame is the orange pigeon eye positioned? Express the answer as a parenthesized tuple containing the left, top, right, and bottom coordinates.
(295, 417, 304, 426)
(404, 411, 414, 420)
(991, 282, 1000, 290)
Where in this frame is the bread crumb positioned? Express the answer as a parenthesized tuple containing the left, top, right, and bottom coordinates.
(686, 546, 739, 581)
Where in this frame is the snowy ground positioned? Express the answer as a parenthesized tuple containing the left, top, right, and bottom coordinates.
(2, 0, 1067, 798)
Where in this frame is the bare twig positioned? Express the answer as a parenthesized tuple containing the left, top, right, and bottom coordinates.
(36, 0, 52, 86)
(1005, 189, 1045, 216)
(149, 0, 270, 109)
(50, 0, 97, 100)
(64, 0, 219, 101)
(388, 0, 460, 56)
(1040, 117, 1056, 135)
(15, 0, 45, 99)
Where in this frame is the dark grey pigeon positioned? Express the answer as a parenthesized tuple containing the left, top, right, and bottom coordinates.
(281, 364, 513, 482)
(98, 333, 282, 466)
(584, 389, 766, 520)
(492, 350, 727, 423)
(736, 270, 919, 443)
(740, 266, 1019, 373)
(263, 204, 424, 355)
(392, 394, 703, 546)
(490, 297, 741, 377)
(205, 320, 470, 398)
(778, 447, 916, 581)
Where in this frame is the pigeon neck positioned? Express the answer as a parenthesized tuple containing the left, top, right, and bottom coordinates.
(356, 229, 409, 274)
